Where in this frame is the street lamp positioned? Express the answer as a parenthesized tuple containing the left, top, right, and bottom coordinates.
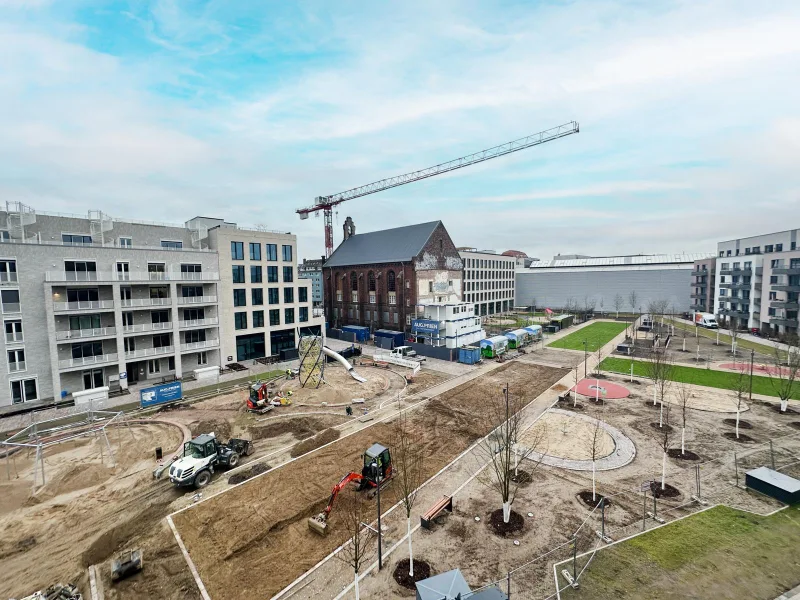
(583, 340, 588, 378)
(370, 460, 383, 570)
(749, 349, 755, 402)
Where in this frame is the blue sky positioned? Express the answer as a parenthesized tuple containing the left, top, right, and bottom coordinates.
(1, 0, 799, 260)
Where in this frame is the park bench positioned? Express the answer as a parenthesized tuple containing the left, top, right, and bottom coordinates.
(420, 495, 453, 530)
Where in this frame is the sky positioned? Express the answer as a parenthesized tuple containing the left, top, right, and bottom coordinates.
(1, 0, 799, 261)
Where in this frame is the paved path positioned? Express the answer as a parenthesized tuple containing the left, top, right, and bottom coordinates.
(776, 583, 800, 599)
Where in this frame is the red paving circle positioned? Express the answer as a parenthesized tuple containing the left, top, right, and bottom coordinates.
(720, 362, 782, 376)
(573, 378, 630, 399)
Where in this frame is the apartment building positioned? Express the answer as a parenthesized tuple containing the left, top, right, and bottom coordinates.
(0, 203, 323, 407)
(459, 248, 515, 316)
(715, 229, 800, 335)
(690, 257, 716, 313)
(298, 258, 324, 307)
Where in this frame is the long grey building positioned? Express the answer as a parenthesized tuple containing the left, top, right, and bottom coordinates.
(0, 202, 322, 407)
(516, 254, 714, 314)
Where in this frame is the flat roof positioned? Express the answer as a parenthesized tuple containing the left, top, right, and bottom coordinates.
(746, 467, 800, 493)
(526, 253, 714, 269)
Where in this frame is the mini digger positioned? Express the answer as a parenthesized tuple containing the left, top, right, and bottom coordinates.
(308, 443, 393, 535)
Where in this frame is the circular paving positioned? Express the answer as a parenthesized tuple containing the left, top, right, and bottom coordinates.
(573, 378, 631, 399)
(720, 362, 782, 376)
(517, 408, 636, 471)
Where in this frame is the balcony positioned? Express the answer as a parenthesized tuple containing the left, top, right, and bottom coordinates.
(53, 300, 114, 312)
(124, 346, 174, 359)
(55, 327, 117, 341)
(59, 353, 119, 370)
(179, 317, 219, 329)
(0, 272, 19, 285)
(45, 271, 220, 282)
(690, 302, 708, 311)
(123, 322, 173, 334)
(773, 285, 800, 293)
(719, 309, 750, 319)
(770, 300, 799, 310)
(180, 339, 220, 352)
(770, 317, 799, 328)
(689, 291, 707, 299)
(120, 298, 171, 308)
(690, 269, 709, 276)
(718, 282, 751, 289)
(719, 268, 752, 276)
(773, 267, 800, 276)
(177, 296, 217, 306)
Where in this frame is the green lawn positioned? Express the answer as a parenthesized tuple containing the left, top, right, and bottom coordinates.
(666, 318, 785, 359)
(563, 505, 800, 600)
(549, 322, 629, 352)
(600, 357, 800, 399)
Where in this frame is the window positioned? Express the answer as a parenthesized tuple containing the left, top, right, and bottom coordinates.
(285, 308, 295, 324)
(151, 310, 169, 324)
(5, 319, 23, 343)
(149, 286, 169, 299)
(766, 245, 774, 253)
(249, 243, 262, 261)
(299, 287, 308, 303)
(181, 285, 202, 297)
(148, 263, 166, 279)
(62, 233, 92, 245)
(793, 242, 797, 251)
(183, 308, 205, 321)
(83, 369, 104, 390)
(0, 260, 17, 283)
(720, 289, 727, 296)
(7, 349, 25, 372)
(65, 260, 97, 281)
(72, 341, 103, 359)
(269, 309, 280, 326)
(753, 246, 761, 254)
(124, 338, 136, 353)
(770, 276, 779, 284)
(69, 314, 101, 331)
(116, 262, 130, 281)
(299, 307, 308, 322)
(283, 266, 293, 282)
(282, 245, 293, 262)
(266, 244, 278, 261)
(122, 312, 133, 327)
(231, 241, 244, 260)
(233, 289, 247, 307)
(120, 287, 132, 301)
(253, 310, 265, 327)
(267, 266, 279, 283)
(268, 288, 279, 304)
(428, 281, 433, 292)
(387, 271, 396, 292)
(232, 265, 245, 283)
(161, 240, 183, 249)
(152, 333, 171, 348)
(168, 357, 175, 371)
(284, 287, 294, 303)
(777, 243, 783, 251)
(118, 237, 132, 248)
(197, 352, 208, 365)
(252, 288, 264, 305)
(251, 266, 262, 283)
(772, 259, 781, 268)
(148, 359, 161, 374)
(185, 329, 206, 344)
(10, 378, 37, 404)
(235, 312, 247, 330)
(181, 264, 202, 278)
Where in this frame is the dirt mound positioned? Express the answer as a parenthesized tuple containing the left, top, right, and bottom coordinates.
(191, 420, 232, 440)
(722, 418, 753, 430)
(248, 416, 333, 441)
(393, 558, 432, 590)
(650, 482, 681, 499)
(577, 491, 611, 508)
(290, 428, 341, 458)
(723, 432, 756, 443)
(649, 422, 674, 433)
(667, 449, 700, 460)
(228, 463, 271, 485)
(0, 535, 36, 561)
(488, 508, 524, 536)
(510, 469, 533, 486)
(49, 463, 112, 495)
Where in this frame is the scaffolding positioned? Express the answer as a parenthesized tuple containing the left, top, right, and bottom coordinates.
(298, 335, 325, 388)
(1, 408, 129, 491)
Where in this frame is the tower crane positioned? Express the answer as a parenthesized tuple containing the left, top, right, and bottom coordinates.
(297, 120, 579, 258)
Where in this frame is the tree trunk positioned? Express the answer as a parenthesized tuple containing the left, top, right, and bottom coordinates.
(653, 385, 657, 406)
(354, 570, 360, 600)
(781, 399, 789, 412)
(407, 517, 414, 577)
(681, 427, 685, 455)
(514, 445, 519, 477)
(736, 409, 740, 439)
(682, 338, 686, 352)
(662, 452, 667, 490)
(659, 401, 663, 427)
(592, 460, 596, 501)
(502, 501, 511, 523)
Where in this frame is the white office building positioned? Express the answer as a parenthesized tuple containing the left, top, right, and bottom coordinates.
(459, 248, 516, 316)
(410, 302, 485, 348)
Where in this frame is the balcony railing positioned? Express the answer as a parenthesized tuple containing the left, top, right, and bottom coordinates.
(180, 339, 220, 352)
(0, 272, 19, 285)
(773, 284, 800, 293)
(5, 333, 23, 344)
(773, 267, 800, 276)
(689, 292, 707, 299)
(719, 268, 752, 276)
(120, 298, 171, 308)
(1, 303, 21, 314)
(124, 346, 174, 359)
(45, 271, 220, 282)
(312, 308, 325, 317)
(53, 300, 114, 312)
(55, 327, 117, 341)
(123, 322, 173, 334)
(59, 353, 119, 370)
(770, 317, 799, 327)
(179, 317, 219, 329)
(770, 300, 799, 310)
(8, 361, 26, 372)
(177, 296, 217, 305)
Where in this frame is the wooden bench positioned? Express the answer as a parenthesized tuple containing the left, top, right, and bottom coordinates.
(420, 495, 453, 530)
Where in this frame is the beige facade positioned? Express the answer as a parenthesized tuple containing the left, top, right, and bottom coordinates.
(459, 249, 515, 316)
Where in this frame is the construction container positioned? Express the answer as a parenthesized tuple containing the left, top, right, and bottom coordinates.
(341, 325, 371, 342)
(458, 346, 481, 365)
(479, 336, 508, 358)
(504, 328, 531, 349)
(523, 324, 543, 340)
(373, 329, 405, 349)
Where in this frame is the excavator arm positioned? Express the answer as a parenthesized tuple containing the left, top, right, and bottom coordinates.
(308, 471, 364, 535)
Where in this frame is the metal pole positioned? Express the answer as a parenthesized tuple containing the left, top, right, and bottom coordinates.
(734, 452, 739, 487)
(643, 489, 647, 531)
(584, 341, 587, 378)
(653, 489, 657, 520)
(507, 571, 511, 600)
(770, 440, 775, 470)
(749, 350, 754, 403)
(601, 497, 605, 538)
(572, 535, 577, 580)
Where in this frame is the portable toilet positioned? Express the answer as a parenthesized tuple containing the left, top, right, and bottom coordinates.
(523, 324, 543, 341)
(458, 346, 481, 365)
(504, 328, 530, 349)
(480, 336, 508, 358)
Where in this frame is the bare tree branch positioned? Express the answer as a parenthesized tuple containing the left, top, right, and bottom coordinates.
(768, 336, 800, 413)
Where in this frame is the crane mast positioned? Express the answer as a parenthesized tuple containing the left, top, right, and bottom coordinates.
(297, 120, 579, 258)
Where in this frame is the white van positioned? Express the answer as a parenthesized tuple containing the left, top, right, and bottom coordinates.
(693, 312, 719, 329)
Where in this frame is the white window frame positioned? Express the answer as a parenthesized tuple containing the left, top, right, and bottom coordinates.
(116, 261, 130, 281)
(7, 348, 26, 373)
(4, 318, 23, 344)
(83, 368, 104, 390)
(197, 351, 208, 366)
(1, 289, 21, 314)
(160, 240, 184, 249)
(148, 359, 161, 374)
(118, 237, 132, 248)
(0, 258, 17, 284)
(61, 232, 93, 246)
(10, 376, 38, 404)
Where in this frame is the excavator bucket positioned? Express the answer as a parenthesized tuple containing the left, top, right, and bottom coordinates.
(308, 512, 328, 535)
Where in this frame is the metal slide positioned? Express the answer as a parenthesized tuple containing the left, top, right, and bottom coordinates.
(322, 346, 367, 383)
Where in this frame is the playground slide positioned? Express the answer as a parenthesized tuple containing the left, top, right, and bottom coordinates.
(322, 346, 367, 383)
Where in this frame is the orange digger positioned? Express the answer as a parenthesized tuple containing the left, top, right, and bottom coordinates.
(308, 443, 393, 535)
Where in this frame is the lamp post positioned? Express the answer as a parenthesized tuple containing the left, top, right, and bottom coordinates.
(749, 349, 755, 402)
(583, 340, 588, 378)
(371, 460, 383, 570)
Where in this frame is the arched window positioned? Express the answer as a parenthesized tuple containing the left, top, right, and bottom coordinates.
(368, 271, 376, 292)
(351, 271, 358, 291)
(387, 270, 396, 292)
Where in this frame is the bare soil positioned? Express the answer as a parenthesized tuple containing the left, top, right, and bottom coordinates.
(667, 449, 700, 461)
(289, 428, 341, 457)
(227, 462, 270, 485)
(723, 432, 757, 443)
(488, 508, 525, 536)
(722, 418, 753, 430)
(577, 491, 611, 508)
(393, 558, 432, 590)
(172, 362, 568, 600)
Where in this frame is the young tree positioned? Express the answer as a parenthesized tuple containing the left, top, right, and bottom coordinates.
(729, 325, 741, 360)
(477, 385, 547, 523)
(732, 367, 749, 439)
(583, 294, 597, 322)
(389, 409, 424, 577)
(644, 348, 673, 411)
(599, 296, 605, 316)
(594, 344, 605, 377)
(335, 488, 377, 600)
(656, 405, 673, 490)
(768, 336, 800, 413)
(628, 290, 639, 342)
(613, 293, 624, 319)
(675, 380, 692, 455)
(585, 412, 605, 501)
(573, 365, 580, 407)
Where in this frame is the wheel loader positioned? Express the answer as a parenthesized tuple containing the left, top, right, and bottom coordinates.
(308, 443, 392, 535)
(162, 433, 254, 489)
